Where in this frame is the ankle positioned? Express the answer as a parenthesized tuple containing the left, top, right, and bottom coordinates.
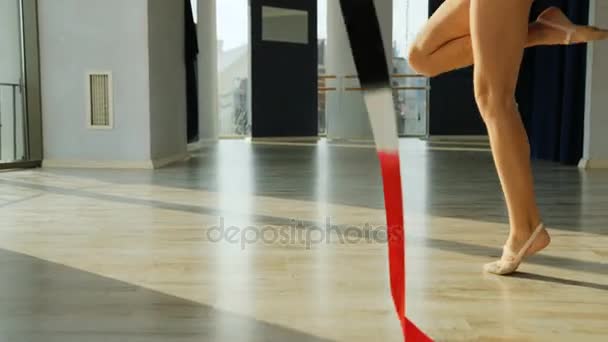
(508, 220, 544, 243)
(507, 233, 529, 247)
(528, 22, 553, 46)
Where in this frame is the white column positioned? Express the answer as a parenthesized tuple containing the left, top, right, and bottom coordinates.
(326, 0, 393, 142)
(580, 0, 608, 169)
(197, 0, 219, 142)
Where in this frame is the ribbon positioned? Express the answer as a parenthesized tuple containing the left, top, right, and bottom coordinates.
(339, 1, 433, 340)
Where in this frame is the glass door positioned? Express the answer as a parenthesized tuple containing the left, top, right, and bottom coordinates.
(216, 0, 250, 138)
(0, 0, 27, 164)
(393, 0, 429, 137)
(318, 0, 430, 138)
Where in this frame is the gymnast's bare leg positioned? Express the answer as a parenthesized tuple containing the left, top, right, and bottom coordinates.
(469, 0, 554, 275)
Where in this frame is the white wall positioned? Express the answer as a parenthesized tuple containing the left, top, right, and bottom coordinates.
(0, 0, 25, 161)
(581, 0, 608, 168)
(148, 0, 188, 161)
(39, 0, 152, 164)
(39, 0, 188, 167)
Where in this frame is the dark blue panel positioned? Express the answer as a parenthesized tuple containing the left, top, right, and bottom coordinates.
(250, 0, 318, 138)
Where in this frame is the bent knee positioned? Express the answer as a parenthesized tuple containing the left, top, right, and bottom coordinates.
(407, 45, 438, 77)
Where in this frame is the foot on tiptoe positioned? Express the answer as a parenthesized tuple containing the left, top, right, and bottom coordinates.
(536, 6, 608, 45)
(484, 223, 551, 276)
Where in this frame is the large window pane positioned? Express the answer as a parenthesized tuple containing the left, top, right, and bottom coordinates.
(318, 0, 429, 138)
(0, 0, 26, 162)
(393, 0, 429, 137)
(262, 6, 309, 44)
(317, 0, 327, 135)
(217, 0, 250, 137)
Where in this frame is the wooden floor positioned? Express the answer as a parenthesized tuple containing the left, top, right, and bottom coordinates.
(0, 139, 606, 341)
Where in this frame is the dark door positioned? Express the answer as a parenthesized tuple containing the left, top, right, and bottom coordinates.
(250, 0, 318, 138)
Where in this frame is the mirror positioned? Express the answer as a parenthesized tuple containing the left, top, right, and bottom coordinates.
(262, 6, 308, 44)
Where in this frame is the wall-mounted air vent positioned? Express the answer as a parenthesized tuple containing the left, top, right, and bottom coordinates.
(86, 72, 113, 129)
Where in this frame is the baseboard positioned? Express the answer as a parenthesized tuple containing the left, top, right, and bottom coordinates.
(251, 136, 320, 143)
(42, 152, 190, 170)
(219, 135, 247, 140)
(187, 139, 217, 152)
(43, 159, 155, 169)
(578, 158, 608, 169)
(327, 137, 374, 145)
(427, 141, 490, 148)
(426, 135, 489, 142)
(151, 152, 190, 169)
(0, 160, 42, 170)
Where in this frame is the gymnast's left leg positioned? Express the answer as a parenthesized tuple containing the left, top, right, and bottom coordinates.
(409, 4, 608, 77)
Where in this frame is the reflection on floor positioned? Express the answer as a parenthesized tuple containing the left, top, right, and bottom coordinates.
(0, 139, 606, 341)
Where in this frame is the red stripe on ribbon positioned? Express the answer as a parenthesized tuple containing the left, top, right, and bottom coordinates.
(378, 151, 433, 342)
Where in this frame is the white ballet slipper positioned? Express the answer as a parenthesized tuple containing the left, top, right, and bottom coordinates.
(484, 223, 546, 275)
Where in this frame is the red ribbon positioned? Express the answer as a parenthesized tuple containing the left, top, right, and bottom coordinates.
(378, 151, 433, 342)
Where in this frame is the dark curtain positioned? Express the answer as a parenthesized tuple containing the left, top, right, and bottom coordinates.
(427, 0, 486, 136)
(185, 0, 199, 143)
(517, 0, 589, 165)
